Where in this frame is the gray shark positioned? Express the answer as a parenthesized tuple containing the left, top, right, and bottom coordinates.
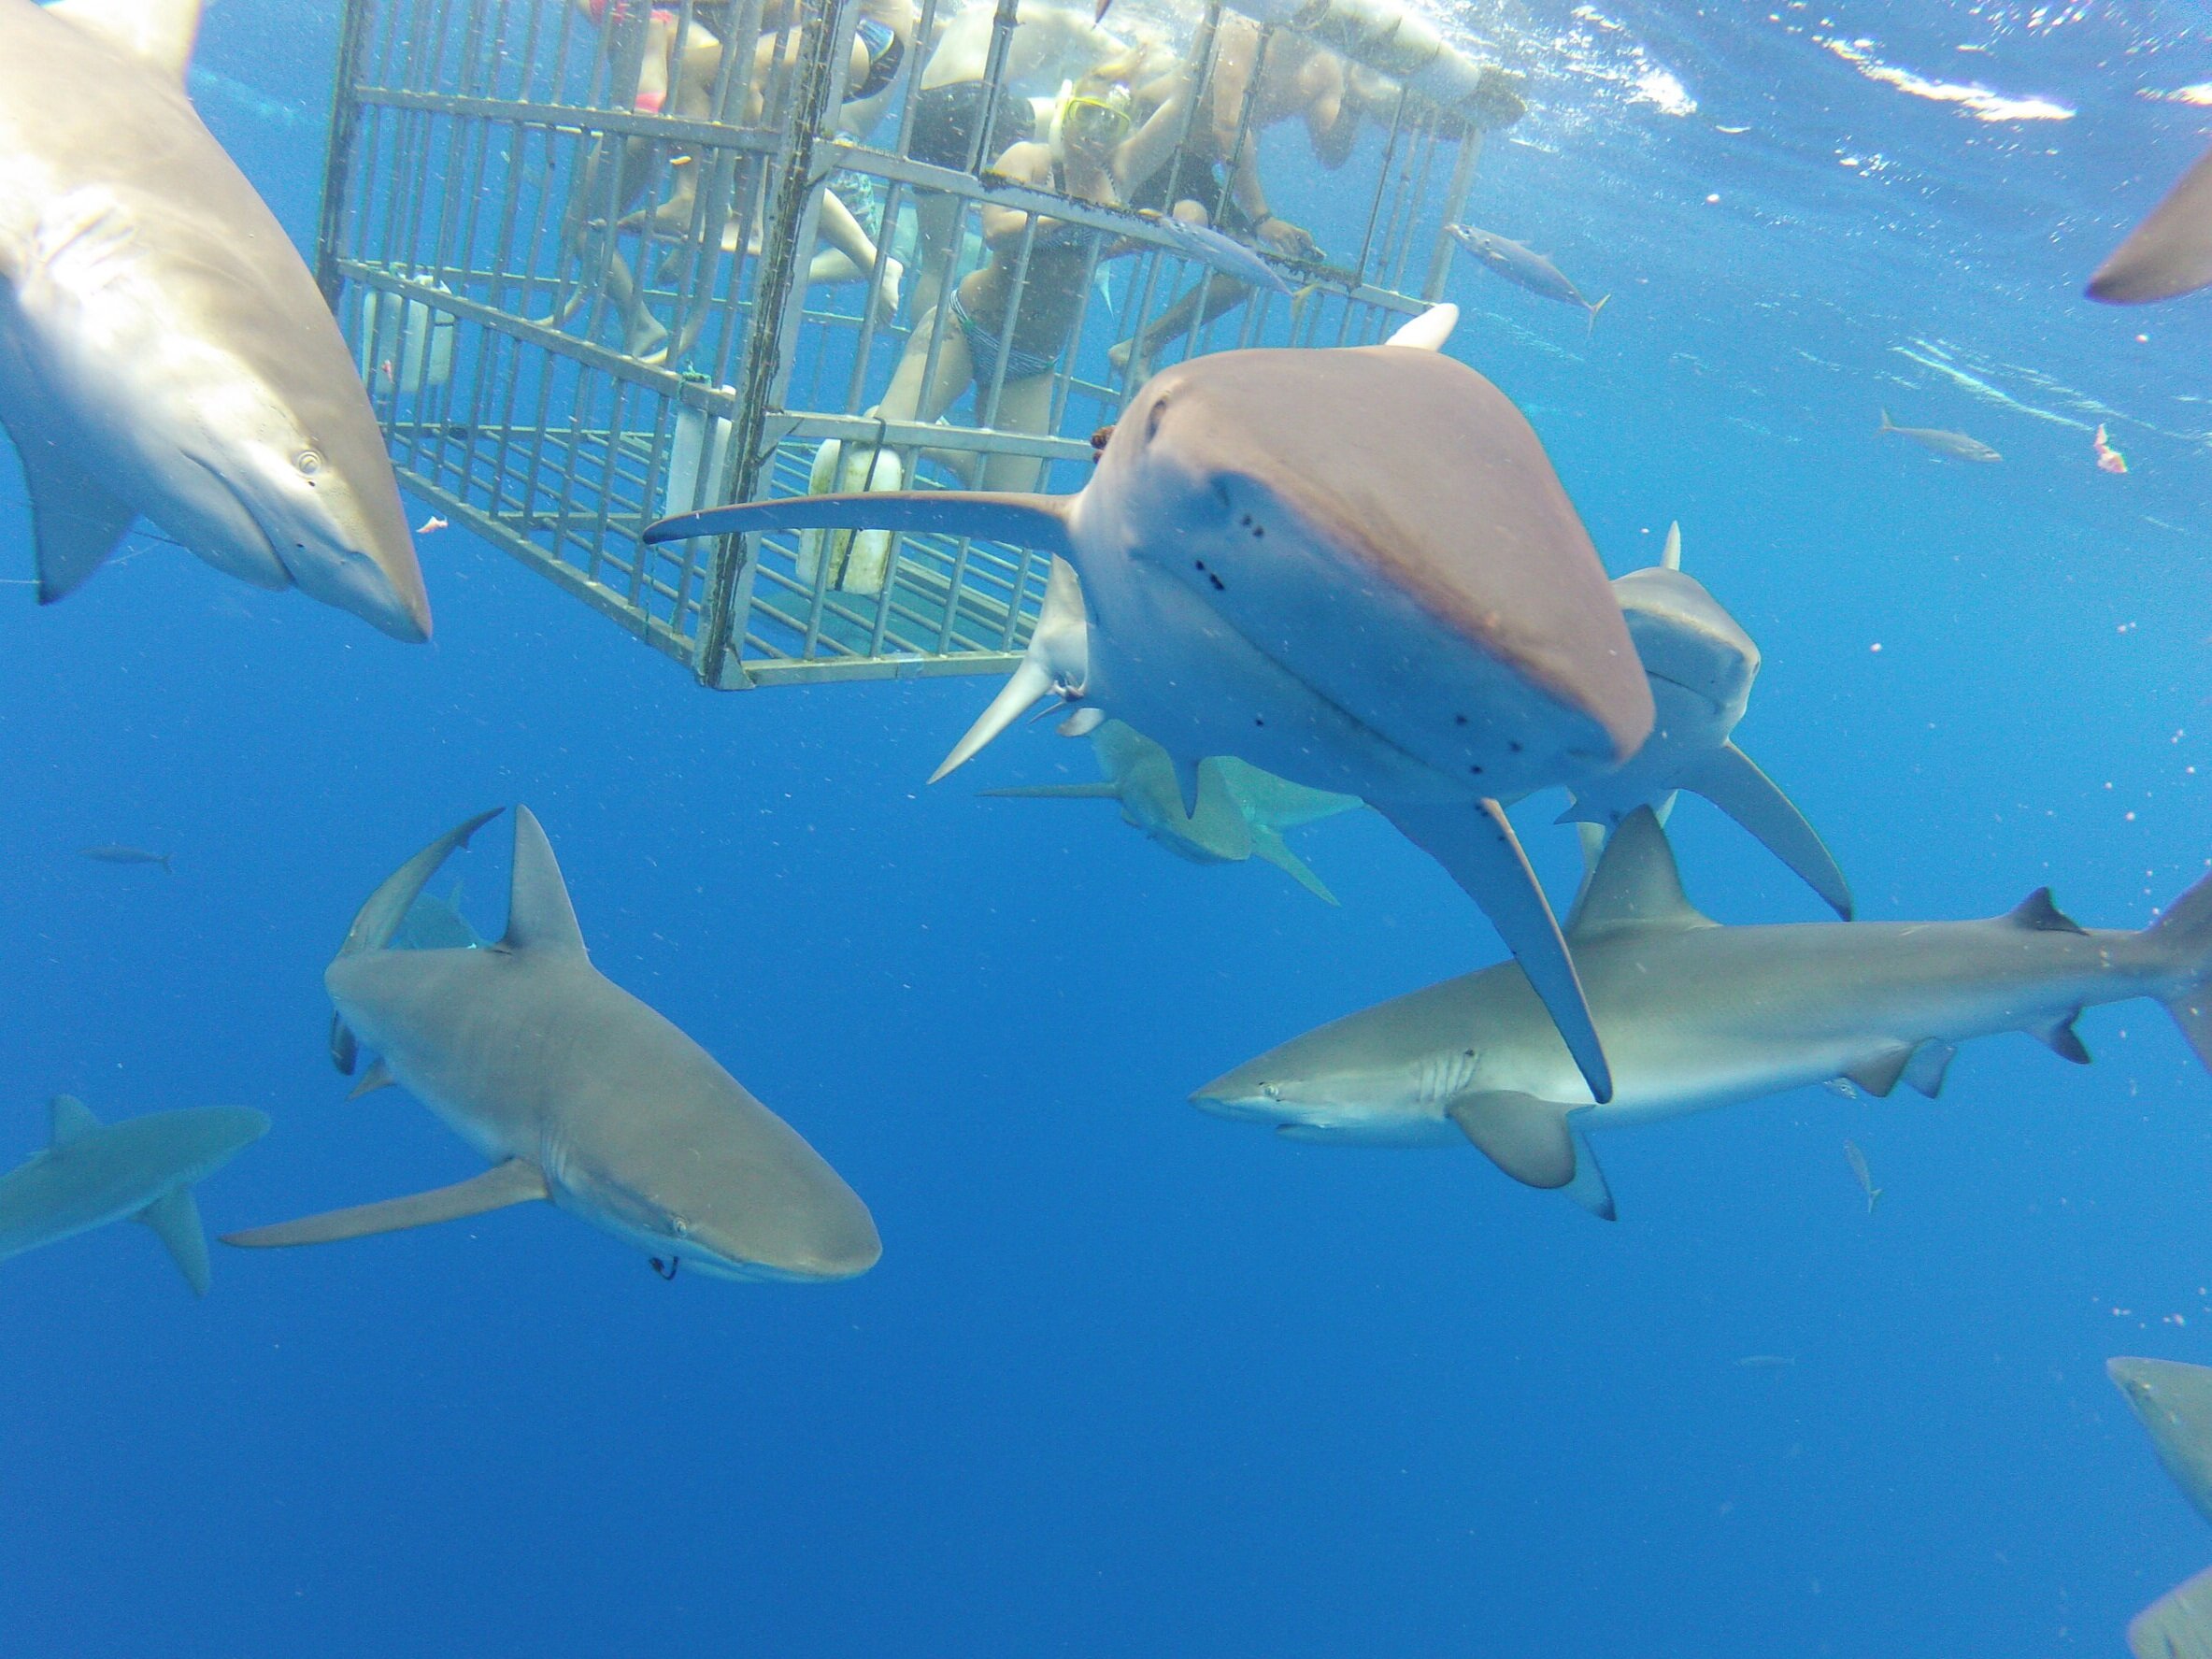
(0, 1095, 267, 1294)
(0, 0, 431, 638)
(224, 808, 879, 1282)
(1557, 522, 1850, 918)
(2111, 1358, 2212, 1656)
(982, 718, 1361, 904)
(2130, 1564, 2212, 1659)
(1448, 224, 1607, 329)
(647, 307, 1655, 1102)
(2089, 140, 2212, 305)
(1192, 808, 2212, 1219)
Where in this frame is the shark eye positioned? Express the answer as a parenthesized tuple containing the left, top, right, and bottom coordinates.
(294, 449, 324, 478)
(1261, 1083, 1281, 1102)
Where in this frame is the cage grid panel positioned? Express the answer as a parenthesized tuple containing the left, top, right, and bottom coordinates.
(319, 0, 1521, 688)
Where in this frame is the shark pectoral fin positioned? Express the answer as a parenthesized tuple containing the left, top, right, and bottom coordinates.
(1902, 1041, 1957, 1098)
(136, 1186, 210, 1296)
(643, 489, 1076, 554)
(1381, 797, 1610, 1103)
(1447, 1092, 1577, 1189)
(1189, 762, 1254, 861)
(221, 1158, 549, 1250)
(8, 425, 138, 605)
(2029, 1010, 2092, 1065)
(1680, 743, 1854, 920)
(347, 1058, 396, 1100)
(49, 1094, 101, 1144)
(1248, 825, 1338, 905)
(336, 808, 504, 960)
(1845, 1044, 1915, 1097)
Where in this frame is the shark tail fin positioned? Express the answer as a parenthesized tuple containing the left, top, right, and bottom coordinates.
(136, 1186, 210, 1295)
(2148, 867, 2212, 1069)
(221, 1158, 549, 1250)
(1586, 294, 1609, 335)
(1877, 408, 1895, 436)
(1249, 824, 1338, 905)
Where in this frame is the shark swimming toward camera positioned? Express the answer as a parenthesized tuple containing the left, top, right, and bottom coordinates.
(224, 808, 880, 1282)
(1553, 522, 1851, 917)
(982, 718, 1361, 904)
(0, 0, 431, 638)
(647, 307, 1655, 1103)
(1192, 808, 2212, 1220)
(2110, 1358, 2212, 1657)
(0, 1095, 267, 1294)
(2088, 140, 2212, 306)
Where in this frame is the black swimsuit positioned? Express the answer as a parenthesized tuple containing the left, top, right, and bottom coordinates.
(909, 79, 1032, 171)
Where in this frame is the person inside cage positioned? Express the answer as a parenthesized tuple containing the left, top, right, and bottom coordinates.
(555, 0, 905, 361)
(795, 65, 1190, 595)
(1106, 26, 1401, 381)
(900, 0, 1151, 335)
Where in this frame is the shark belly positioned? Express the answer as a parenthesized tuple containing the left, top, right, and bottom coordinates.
(1076, 543, 1444, 803)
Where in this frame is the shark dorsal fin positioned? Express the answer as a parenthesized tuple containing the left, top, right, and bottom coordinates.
(1567, 808, 1713, 938)
(1661, 522, 1682, 571)
(2007, 887, 2086, 934)
(46, 0, 203, 81)
(1384, 304, 1458, 350)
(49, 1094, 101, 1145)
(503, 808, 586, 954)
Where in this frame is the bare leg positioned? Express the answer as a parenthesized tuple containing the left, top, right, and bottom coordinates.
(978, 374, 1056, 493)
(1109, 272, 1250, 379)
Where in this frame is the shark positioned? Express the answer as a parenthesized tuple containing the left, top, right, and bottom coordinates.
(1447, 224, 1608, 330)
(1553, 522, 1851, 918)
(1192, 808, 2212, 1220)
(0, 1094, 267, 1294)
(646, 307, 1656, 1103)
(0, 0, 431, 638)
(2088, 140, 2212, 306)
(224, 807, 881, 1282)
(982, 717, 1361, 904)
(2111, 1358, 2212, 1657)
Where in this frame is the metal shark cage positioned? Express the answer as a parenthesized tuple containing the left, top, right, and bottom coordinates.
(317, 0, 1524, 687)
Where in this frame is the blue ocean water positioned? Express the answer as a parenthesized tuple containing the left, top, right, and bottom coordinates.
(2, 0, 2209, 1653)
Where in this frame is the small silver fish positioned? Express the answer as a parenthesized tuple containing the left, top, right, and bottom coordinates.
(78, 846, 173, 872)
(1736, 1354, 1796, 1368)
(1138, 209, 1295, 296)
(1877, 408, 2001, 463)
(1844, 1138, 1881, 1214)
(1448, 223, 1608, 330)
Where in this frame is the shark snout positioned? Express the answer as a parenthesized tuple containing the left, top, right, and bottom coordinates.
(264, 465, 431, 642)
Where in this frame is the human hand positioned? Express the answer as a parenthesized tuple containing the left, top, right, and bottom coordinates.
(1257, 216, 1319, 259)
